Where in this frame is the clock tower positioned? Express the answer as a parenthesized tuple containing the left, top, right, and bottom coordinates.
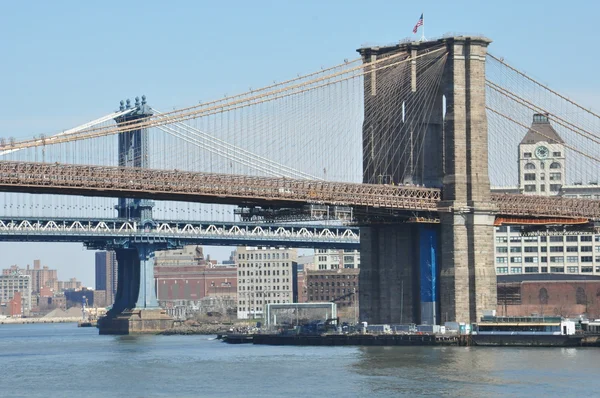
(518, 113, 566, 196)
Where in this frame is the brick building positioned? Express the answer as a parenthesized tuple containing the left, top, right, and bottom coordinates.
(497, 274, 600, 318)
(155, 265, 237, 302)
(306, 268, 359, 321)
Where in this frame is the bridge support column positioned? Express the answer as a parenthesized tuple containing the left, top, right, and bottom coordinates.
(359, 224, 439, 325)
(98, 244, 173, 335)
(437, 37, 497, 324)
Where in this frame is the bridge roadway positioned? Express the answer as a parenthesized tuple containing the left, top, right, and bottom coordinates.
(0, 216, 360, 249)
(1, 161, 600, 219)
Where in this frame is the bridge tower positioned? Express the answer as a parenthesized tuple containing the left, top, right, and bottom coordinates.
(98, 96, 173, 334)
(358, 37, 497, 324)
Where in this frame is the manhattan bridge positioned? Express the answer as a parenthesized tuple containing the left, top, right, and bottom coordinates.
(1, 36, 599, 333)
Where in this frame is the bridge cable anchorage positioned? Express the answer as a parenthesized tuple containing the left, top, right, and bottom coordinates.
(1, 47, 447, 151)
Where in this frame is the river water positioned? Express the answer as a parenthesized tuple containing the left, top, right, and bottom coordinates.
(0, 323, 598, 397)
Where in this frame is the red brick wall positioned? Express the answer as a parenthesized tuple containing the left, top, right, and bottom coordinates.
(497, 280, 600, 318)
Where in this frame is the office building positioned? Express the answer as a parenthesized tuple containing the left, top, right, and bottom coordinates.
(315, 249, 360, 270)
(236, 247, 298, 319)
(0, 272, 31, 316)
(95, 251, 118, 306)
(492, 114, 600, 276)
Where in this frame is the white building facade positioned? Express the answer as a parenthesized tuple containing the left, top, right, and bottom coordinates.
(0, 273, 32, 315)
(315, 249, 360, 270)
(493, 113, 600, 276)
(236, 247, 298, 319)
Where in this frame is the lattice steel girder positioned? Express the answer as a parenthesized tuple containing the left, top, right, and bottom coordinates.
(2, 161, 600, 219)
(0, 217, 360, 248)
(0, 161, 440, 211)
(491, 193, 600, 219)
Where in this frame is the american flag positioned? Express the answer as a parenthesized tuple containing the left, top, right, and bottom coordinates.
(413, 14, 423, 34)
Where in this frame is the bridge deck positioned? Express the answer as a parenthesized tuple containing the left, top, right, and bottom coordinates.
(0, 161, 599, 219)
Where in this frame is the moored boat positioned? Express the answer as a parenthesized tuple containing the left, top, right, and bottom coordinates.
(471, 316, 583, 347)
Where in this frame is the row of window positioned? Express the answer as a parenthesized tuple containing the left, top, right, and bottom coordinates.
(523, 153, 562, 159)
(497, 246, 596, 253)
(238, 252, 291, 260)
(497, 266, 598, 274)
(495, 234, 596, 242)
(524, 184, 562, 192)
(496, 256, 597, 263)
(523, 172, 562, 181)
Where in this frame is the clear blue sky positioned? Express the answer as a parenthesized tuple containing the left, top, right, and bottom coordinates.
(0, 0, 598, 286)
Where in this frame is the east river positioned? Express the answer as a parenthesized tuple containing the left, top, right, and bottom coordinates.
(1, 323, 599, 397)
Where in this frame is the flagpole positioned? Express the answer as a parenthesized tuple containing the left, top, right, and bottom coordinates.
(421, 13, 425, 41)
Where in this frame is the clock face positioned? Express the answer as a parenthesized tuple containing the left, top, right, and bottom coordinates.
(535, 146, 549, 159)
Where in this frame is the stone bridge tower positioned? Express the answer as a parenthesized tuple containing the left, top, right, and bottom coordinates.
(358, 36, 497, 324)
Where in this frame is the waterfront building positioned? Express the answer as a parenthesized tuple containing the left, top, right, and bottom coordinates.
(0, 272, 31, 316)
(492, 114, 600, 276)
(4, 260, 58, 294)
(306, 268, 359, 321)
(235, 247, 298, 319)
(154, 245, 237, 314)
(315, 249, 360, 270)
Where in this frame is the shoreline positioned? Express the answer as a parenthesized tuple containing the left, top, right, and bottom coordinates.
(0, 317, 81, 325)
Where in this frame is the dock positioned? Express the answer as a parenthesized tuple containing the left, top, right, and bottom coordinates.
(222, 333, 465, 346)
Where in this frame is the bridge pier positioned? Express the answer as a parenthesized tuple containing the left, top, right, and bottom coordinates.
(358, 36, 497, 325)
(98, 244, 173, 335)
(359, 224, 438, 325)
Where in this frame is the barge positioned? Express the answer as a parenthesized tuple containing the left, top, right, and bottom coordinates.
(471, 316, 583, 347)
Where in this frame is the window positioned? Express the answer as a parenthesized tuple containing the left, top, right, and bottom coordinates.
(581, 256, 593, 262)
(550, 256, 564, 263)
(582, 267, 593, 273)
(496, 226, 508, 233)
(510, 267, 522, 274)
(524, 257, 538, 263)
(496, 236, 508, 243)
(496, 267, 508, 274)
(567, 256, 578, 263)
(541, 267, 548, 272)
(581, 236, 593, 242)
(510, 247, 522, 253)
(540, 185, 546, 192)
(524, 247, 538, 253)
(524, 173, 536, 181)
(550, 236, 563, 242)
(576, 287, 587, 304)
(581, 246, 593, 252)
(539, 288, 549, 305)
(550, 246, 564, 252)
(496, 247, 508, 253)
(510, 236, 522, 243)
(496, 257, 508, 264)
(552, 152, 562, 158)
(541, 247, 548, 252)
(550, 184, 562, 192)
(550, 267, 564, 273)
(524, 152, 532, 158)
(524, 163, 536, 170)
(550, 162, 561, 169)
(524, 184, 536, 192)
(525, 267, 538, 273)
(510, 257, 522, 263)
(566, 246, 578, 252)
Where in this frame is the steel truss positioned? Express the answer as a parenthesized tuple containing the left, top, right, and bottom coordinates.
(0, 217, 359, 249)
(1, 161, 600, 220)
(0, 161, 440, 210)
